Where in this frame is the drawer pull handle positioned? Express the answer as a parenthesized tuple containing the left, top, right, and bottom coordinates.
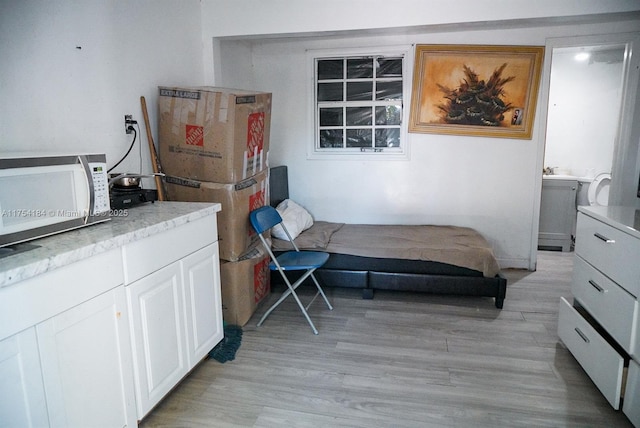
(594, 233, 615, 244)
(588, 280, 605, 293)
(575, 328, 590, 343)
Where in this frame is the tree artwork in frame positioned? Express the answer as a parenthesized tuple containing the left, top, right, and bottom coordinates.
(409, 44, 544, 139)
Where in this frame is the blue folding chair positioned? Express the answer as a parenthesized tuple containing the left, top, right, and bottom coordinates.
(249, 205, 333, 334)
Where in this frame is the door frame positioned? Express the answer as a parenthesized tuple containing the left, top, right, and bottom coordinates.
(529, 32, 640, 270)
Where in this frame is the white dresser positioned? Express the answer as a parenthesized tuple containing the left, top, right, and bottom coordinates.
(558, 205, 640, 427)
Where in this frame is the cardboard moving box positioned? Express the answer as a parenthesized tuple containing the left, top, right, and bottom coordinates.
(158, 86, 271, 184)
(165, 169, 269, 261)
(220, 245, 271, 327)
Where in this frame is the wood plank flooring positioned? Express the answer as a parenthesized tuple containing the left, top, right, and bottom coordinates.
(139, 251, 633, 427)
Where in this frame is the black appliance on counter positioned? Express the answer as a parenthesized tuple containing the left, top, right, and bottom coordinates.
(109, 186, 158, 209)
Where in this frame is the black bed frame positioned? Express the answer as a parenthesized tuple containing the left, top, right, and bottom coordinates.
(268, 166, 507, 309)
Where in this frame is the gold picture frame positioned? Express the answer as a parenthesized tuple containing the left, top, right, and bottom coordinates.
(409, 44, 544, 139)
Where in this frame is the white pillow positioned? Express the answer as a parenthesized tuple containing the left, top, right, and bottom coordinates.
(271, 199, 314, 241)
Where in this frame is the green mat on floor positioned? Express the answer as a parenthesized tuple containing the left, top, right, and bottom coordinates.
(209, 324, 242, 363)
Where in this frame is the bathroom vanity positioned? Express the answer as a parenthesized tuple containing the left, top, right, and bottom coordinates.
(538, 176, 578, 251)
(0, 202, 223, 427)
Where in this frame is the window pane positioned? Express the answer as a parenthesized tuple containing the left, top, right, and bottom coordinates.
(347, 58, 373, 78)
(318, 59, 343, 80)
(375, 105, 402, 125)
(346, 107, 372, 126)
(319, 129, 343, 148)
(318, 82, 343, 101)
(320, 108, 343, 126)
(346, 129, 372, 148)
(347, 82, 372, 101)
(376, 81, 403, 100)
(377, 58, 402, 77)
(313, 52, 406, 155)
(375, 128, 400, 147)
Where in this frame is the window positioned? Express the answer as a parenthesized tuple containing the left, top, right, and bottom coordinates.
(308, 47, 411, 159)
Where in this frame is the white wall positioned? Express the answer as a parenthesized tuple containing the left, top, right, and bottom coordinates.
(0, 0, 204, 187)
(544, 48, 624, 178)
(200, 2, 640, 269)
(1, 1, 638, 270)
(200, 0, 640, 38)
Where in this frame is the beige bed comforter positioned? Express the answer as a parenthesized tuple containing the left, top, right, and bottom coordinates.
(272, 221, 501, 278)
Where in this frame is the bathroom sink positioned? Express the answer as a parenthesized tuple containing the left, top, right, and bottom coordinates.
(543, 174, 578, 180)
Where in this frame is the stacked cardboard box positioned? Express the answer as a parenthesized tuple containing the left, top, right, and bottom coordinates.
(165, 171, 268, 261)
(220, 245, 271, 326)
(159, 86, 272, 326)
(158, 86, 270, 183)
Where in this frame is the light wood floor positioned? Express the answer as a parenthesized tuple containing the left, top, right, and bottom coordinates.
(139, 251, 633, 427)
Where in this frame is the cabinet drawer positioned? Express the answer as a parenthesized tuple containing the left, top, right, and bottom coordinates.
(575, 213, 640, 297)
(572, 256, 638, 355)
(558, 297, 625, 409)
(623, 359, 640, 428)
(0, 249, 123, 340)
(122, 215, 217, 284)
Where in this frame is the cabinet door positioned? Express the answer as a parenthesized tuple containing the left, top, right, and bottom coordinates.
(0, 328, 48, 427)
(127, 262, 187, 418)
(36, 287, 136, 427)
(538, 179, 577, 251)
(182, 243, 224, 367)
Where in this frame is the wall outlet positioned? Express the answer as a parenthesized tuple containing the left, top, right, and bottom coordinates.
(124, 115, 134, 134)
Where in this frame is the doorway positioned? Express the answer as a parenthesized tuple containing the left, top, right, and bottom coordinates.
(538, 43, 627, 252)
(543, 44, 626, 186)
(531, 32, 640, 268)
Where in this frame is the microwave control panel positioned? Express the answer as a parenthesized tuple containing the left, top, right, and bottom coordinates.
(89, 162, 110, 214)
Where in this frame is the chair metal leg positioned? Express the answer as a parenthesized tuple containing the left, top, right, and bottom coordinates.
(257, 268, 320, 334)
(310, 273, 333, 310)
(287, 286, 319, 335)
(257, 269, 333, 334)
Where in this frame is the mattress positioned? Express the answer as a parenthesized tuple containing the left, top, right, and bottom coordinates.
(272, 221, 501, 278)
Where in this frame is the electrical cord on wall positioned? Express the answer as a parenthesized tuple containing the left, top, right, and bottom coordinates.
(108, 123, 138, 173)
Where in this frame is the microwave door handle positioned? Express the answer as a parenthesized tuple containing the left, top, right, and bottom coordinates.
(78, 155, 92, 224)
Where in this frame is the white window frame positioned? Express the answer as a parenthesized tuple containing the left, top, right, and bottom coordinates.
(306, 45, 413, 160)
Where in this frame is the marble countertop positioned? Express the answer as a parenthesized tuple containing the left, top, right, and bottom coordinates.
(0, 201, 221, 288)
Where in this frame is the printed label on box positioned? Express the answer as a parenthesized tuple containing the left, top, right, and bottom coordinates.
(247, 189, 266, 240)
(185, 124, 204, 146)
(249, 189, 266, 212)
(159, 88, 201, 100)
(236, 95, 256, 104)
(254, 258, 270, 303)
(247, 112, 265, 152)
(168, 145, 222, 159)
(234, 177, 258, 191)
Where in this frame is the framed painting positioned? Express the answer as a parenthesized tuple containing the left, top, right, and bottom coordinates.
(409, 44, 544, 139)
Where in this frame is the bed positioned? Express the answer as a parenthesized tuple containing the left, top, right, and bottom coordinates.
(268, 166, 507, 308)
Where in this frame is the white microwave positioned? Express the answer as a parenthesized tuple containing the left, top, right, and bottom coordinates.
(0, 153, 111, 247)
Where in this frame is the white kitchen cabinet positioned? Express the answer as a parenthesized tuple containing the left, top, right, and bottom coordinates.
(0, 249, 136, 428)
(0, 328, 48, 428)
(37, 287, 136, 428)
(538, 177, 578, 251)
(127, 260, 188, 417)
(182, 243, 223, 368)
(125, 215, 223, 419)
(558, 206, 640, 426)
(0, 202, 222, 427)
